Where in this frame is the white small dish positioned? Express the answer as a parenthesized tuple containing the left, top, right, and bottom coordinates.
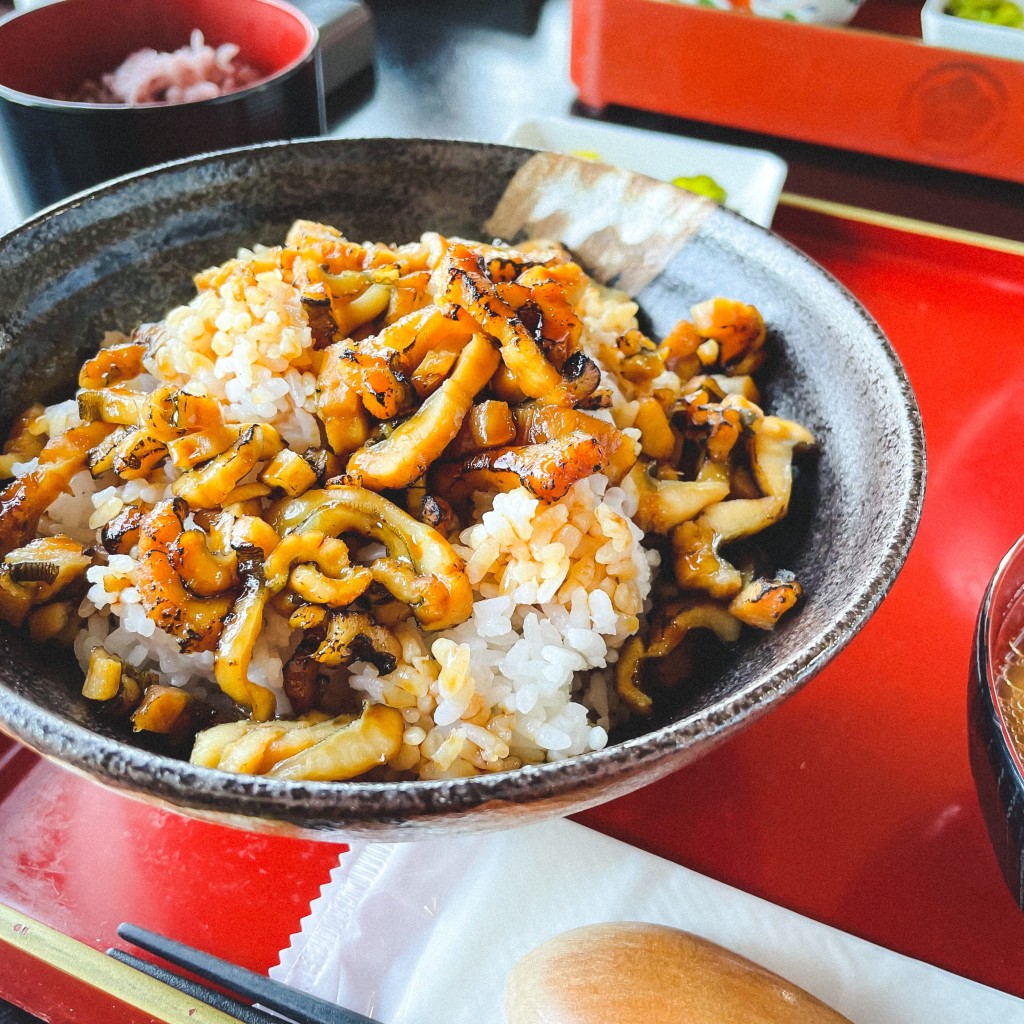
(669, 0, 865, 24)
(502, 116, 788, 228)
(921, 0, 1024, 61)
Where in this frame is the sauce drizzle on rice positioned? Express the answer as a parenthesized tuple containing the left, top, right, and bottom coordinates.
(0, 221, 817, 781)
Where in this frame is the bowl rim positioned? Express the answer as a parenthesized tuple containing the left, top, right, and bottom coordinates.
(0, 0, 319, 111)
(0, 136, 927, 827)
(977, 532, 1024, 787)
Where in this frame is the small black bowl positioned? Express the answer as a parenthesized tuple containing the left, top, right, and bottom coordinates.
(0, 0, 325, 215)
(969, 533, 1024, 908)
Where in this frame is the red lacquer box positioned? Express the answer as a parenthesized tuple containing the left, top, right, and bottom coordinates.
(570, 0, 1024, 185)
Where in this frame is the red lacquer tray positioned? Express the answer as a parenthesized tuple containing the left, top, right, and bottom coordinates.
(571, 0, 1024, 185)
(2, 198, 1024, 1019)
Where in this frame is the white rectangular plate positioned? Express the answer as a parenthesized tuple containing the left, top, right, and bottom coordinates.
(503, 115, 788, 227)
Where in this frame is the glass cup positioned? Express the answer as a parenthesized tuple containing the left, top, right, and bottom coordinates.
(969, 532, 1024, 909)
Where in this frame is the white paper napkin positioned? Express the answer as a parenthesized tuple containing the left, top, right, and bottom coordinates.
(272, 818, 1024, 1024)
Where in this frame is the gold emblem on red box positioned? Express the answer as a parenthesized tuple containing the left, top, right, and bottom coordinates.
(903, 62, 1008, 157)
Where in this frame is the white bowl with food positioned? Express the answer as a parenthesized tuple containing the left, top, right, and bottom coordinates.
(662, 0, 865, 25)
(921, 0, 1024, 60)
(0, 138, 924, 838)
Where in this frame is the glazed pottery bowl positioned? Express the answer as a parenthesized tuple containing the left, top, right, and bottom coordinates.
(0, 138, 925, 839)
(0, 0, 324, 216)
(969, 533, 1024, 908)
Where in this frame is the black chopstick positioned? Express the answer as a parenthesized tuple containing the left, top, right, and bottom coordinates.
(117, 923, 381, 1024)
(105, 950, 282, 1024)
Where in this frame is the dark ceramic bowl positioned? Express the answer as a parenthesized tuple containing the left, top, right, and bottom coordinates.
(0, 138, 925, 839)
(969, 533, 1024, 908)
(0, 0, 324, 215)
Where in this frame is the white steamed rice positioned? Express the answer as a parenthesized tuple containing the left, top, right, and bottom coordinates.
(22, 233, 660, 778)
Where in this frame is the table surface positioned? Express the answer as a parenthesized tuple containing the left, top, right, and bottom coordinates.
(3, 1, 1024, 1019)
(5, 0, 1024, 240)
(328, 0, 1024, 242)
